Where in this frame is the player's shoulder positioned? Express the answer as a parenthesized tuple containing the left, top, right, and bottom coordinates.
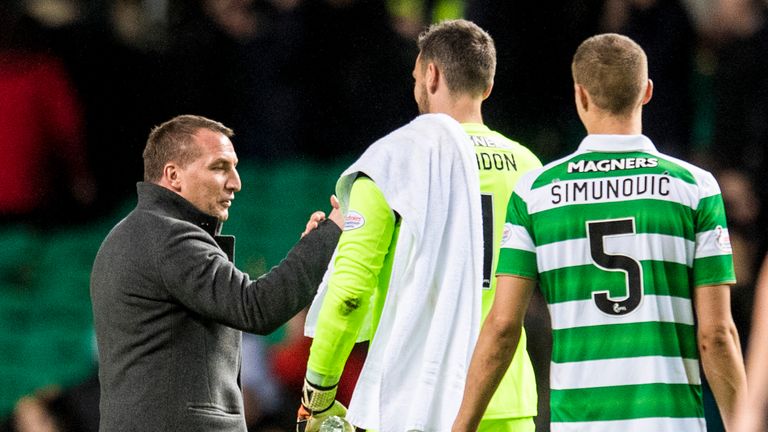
(652, 151, 720, 194)
(502, 134, 541, 164)
(653, 151, 712, 178)
(478, 127, 542, 163)
(513, 164, 550, 198)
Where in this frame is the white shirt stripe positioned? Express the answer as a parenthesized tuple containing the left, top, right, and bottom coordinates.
(550, 356, 701, 390)
(695, 227, 733, 258)
(536, 234, 694, 273)
(547, 295, 694, 330)
(525, 174, 701, 215)
(501, 223, 534, 252)
(551, 417, 706, 432)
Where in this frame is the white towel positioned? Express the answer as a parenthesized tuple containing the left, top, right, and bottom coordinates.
(305, 113, 484, 432)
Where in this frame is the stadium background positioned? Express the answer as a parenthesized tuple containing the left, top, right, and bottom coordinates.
(1, 0, 766, 431)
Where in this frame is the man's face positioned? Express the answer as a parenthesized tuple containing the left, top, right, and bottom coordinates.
(176, 129, 241, 221)
(413, 55, 430, 114)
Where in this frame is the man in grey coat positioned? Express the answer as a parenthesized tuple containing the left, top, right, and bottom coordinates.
(90, 114, 342, 431)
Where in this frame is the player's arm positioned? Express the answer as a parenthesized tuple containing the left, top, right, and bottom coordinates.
(452, 274, 535, 432)
(691, 175, 746, 430)
(306, 176, 394, 384)
(299, 176, 394, 428)
(695, 283, 746, 430)
(734, 254, 768, 432)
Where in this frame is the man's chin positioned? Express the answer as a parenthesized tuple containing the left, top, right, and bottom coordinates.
(210, 208, 228, 222)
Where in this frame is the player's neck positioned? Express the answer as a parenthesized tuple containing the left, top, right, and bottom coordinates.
(432, 96, 484, 124)
(585, 111, 643, 135)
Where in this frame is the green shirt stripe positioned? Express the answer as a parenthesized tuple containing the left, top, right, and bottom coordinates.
(694, 194, 729, 230)
(552, 321, 699, 363)
(550, 383, 703, 422)
(496, 248, 537, 279)
(539, 260, 692, 304)
(530, 199, 695, 245)
(693, 255, 736, 287)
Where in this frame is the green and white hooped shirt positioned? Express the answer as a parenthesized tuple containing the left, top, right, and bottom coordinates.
(498, 134, 736, 432)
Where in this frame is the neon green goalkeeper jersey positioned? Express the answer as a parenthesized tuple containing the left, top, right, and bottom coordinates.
(497, 134, 736, 431)
(307, 123, 541, 421)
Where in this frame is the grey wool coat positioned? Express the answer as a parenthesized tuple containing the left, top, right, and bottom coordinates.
(90, 182, 341, 431)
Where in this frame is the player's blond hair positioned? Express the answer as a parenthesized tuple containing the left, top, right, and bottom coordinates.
(417, 19, 496, 98)
(571, 33, 648, 116)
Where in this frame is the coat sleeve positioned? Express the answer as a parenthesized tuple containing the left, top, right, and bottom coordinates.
(159, 219, 341, 334)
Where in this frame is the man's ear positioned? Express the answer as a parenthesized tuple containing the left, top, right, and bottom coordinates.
(641, 79, 653, 105)
(575, 84, 590, 112)
(481, 81, 494, 100)
(426, 62, 440, 94)
(162, 163, 182, 191)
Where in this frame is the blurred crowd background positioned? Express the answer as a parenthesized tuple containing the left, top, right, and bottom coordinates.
(1, 0, 767, 431)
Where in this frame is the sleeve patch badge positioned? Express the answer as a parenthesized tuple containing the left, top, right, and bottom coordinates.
(344, 211, 365, 231)
(501, 223, 513, 247)
(715, 225, 732, 253)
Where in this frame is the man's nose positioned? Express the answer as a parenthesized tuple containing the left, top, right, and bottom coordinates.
(227, 168, 241, 192)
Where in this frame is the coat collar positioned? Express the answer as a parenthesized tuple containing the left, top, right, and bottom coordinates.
(136, 182, 222, 237)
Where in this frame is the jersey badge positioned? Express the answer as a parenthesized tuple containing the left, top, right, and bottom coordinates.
(501, 223, 513, 247)
(715, 226, 732, 253)
(344, 211, 365, 231)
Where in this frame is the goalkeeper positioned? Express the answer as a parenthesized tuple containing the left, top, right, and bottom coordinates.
(298, 19, 541, 432)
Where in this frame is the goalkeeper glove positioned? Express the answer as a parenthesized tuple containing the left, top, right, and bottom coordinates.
(296, 379, 352, 432)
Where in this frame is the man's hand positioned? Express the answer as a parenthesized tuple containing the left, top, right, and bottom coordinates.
(296, 379, 351, 432)
(301, 196, 343, 238)
(297, 400, 349, 432)
(328, 195, 343, 229)
(301, 211, 326, 238)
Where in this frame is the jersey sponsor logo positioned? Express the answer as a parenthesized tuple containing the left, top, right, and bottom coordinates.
(715, 226, 732, 253)
(344, 210, 365, 231)
(567, 157, 658, 173)
(551, 175, 670, 204)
